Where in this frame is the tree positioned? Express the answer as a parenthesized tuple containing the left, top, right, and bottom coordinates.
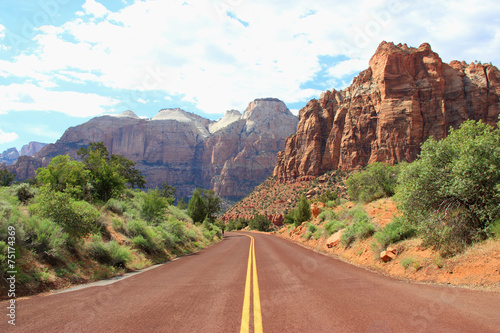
(295, 194, 311, 227)
(396, 119, 500, 254)
(187, 188, 207, 223)
(0, 169, 16, 186)
(249, 214, 272, 231)
(159, 183, 177, 204)
(176, 197, 187, 210)
(201, 189, 221, 222)
(77, 142, 144, 202)
(36, 155, 90, 199)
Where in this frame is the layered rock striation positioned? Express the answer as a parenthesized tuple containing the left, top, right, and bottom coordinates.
(34, 99, 298, 199)
(274, 42, 500, 181)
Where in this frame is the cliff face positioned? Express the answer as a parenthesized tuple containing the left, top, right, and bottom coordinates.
(274, 42, 500, 181)
(35, 99, 298, 199)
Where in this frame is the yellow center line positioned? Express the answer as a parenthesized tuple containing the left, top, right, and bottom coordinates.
(239, 235, 263, 333)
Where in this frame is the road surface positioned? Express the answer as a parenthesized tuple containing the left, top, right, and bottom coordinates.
(2, 232, 500, 332)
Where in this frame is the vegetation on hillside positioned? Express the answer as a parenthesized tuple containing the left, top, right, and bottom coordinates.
(0, 142, 223, 298)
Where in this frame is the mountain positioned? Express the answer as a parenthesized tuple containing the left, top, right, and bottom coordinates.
(31, 98, 298, 200)
(273, 42, 500, 182)
(224, 42, 500, 221)
(0, 142, 47, 166)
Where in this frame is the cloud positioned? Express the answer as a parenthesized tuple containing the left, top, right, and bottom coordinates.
(0, 23, 5, 39)
(1, 0, 499, 116)
(0, 129, 18, 144)
(0, 84, 119, 117)
(82, 0, 109, 18)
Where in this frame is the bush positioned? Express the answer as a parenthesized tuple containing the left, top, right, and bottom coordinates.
(163, 218, 187, 243)
(0, 200, 12, 220)
(323, 220, 345, 237)
(141, 189, 168, 224)
(341, 208, 376, 247)
(22, 217, 69, 260)
(373, 216, 416, 248)
(12, 183, 37, 204)
(318, 209, 338, 223)
(248, 214, 272, 232)
(106, 199, 124, 215)
(0, 169, 16, 186)
(396, 119, 500, 253)
(304, 223, 317, 240)
(295, 194, 311, 227)
(346, 162, 401, 203)
(87, 235, 132, 267)
(30, 188, 100, 238)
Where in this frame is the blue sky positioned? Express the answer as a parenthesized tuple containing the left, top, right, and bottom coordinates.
(1, 0, 499, 152)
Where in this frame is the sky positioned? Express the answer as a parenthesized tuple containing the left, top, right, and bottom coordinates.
(0, 0, 499, 153)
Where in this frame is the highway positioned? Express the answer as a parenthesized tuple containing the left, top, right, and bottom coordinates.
(3, 232, 500, 332)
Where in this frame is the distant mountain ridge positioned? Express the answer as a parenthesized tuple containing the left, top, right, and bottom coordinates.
(0, 142, 47, 165)
(10, 98, 298, 200)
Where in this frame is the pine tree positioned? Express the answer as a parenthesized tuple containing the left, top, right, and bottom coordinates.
(295, 194, 311, 227)
(187, 188, 207, 223)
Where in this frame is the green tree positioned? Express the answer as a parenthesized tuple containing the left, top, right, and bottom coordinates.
(201, 189, 221, 222)
(36, 155, 90, 199)
(77, 142, 144, 202)
(187, 188, 207, 223)
(396, 119, 500, 254)
(249, 214, 272, 231)
(0, 169, 16, 186)
(176, 197, 187, 210)
(295, 194, 311, 227)
(159, 183, 177, 204)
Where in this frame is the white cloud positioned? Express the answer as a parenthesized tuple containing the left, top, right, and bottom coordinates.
(1, 0, 499, 116)
(0, 84, 118, 117)
(0, 129, 18, 144)
(0, 23, 5, 39)
(82, 0, 109, 18)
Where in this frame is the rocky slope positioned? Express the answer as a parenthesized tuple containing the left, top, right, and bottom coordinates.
(33, 98, 297, 200)
(274, 42, 500, 182)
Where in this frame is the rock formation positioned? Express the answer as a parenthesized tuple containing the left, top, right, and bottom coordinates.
(33, 99, 298, 200)
(274, 42, 500, 181)
(0, 142, 47, 166)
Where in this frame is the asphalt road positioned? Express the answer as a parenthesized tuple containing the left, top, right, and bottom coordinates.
(2, 232, 500, 332)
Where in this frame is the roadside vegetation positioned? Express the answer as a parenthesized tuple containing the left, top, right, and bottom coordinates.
(0, 142, 222, 299)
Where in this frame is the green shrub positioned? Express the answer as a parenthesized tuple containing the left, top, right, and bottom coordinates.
(11, 183, 37, 204)
(22, 217, 69, 260)
(0, 200, 12, 220)
(346, 162, 401, 203)
(30, 188, 100, 238)
(374, 216, 416, 248)
(164, 218, 187, 242)
(141, 189, 168, 224)
(341, 219, 376, 247)
(401, 258, 414, 269)
(488, 219, 500, 239)
(396, 119, 500, 253)
(295, 194, 311, 227)
(249, 214, 272, 232)
(313, 228, 323, 240)
(323, 220, 345, 236)
(87, 235, 132, 267)
(106, 199, 124, 215)
(111, 218, 124, 232)
(318, 209, 337, 223)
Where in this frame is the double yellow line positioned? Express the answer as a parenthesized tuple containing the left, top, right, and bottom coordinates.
(240, 235, 263, 333)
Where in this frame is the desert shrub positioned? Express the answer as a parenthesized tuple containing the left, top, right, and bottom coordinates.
(87, 235, 132, 267)
(168, 205, 191, 222)
(488, 219, 500, 239)
(141, 189, 168, 224)
(249, 214, 272, 232)
(318, 209, 338, 223)
(373, 216, 416, 248)
(30, 188, 100, 238)
(226, 219, 242, 231)
(12, 183, 37, 204)
(0, 200, 12, 220)
(396, 119, 500, 254)
(346, 162, 401, 203)
(0, 169, 16, 186)
(317, 190, 338, 204)
(341, 209, 376, 247)
(105, 198, 124, 215)
(313, 229, 323, 240)
(163, 218, 187, 243)
(111, 218, 124, 232)
(323, 220, 345, 237)
(22, 217, 69, 260)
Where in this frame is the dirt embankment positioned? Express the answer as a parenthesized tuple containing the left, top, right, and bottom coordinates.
(274, 198, 500, 292)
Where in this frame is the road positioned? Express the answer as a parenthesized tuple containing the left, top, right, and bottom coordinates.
(2, 232, 500, 332)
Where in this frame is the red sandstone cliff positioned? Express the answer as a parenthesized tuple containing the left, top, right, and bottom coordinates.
(274, 42, 500, 181)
